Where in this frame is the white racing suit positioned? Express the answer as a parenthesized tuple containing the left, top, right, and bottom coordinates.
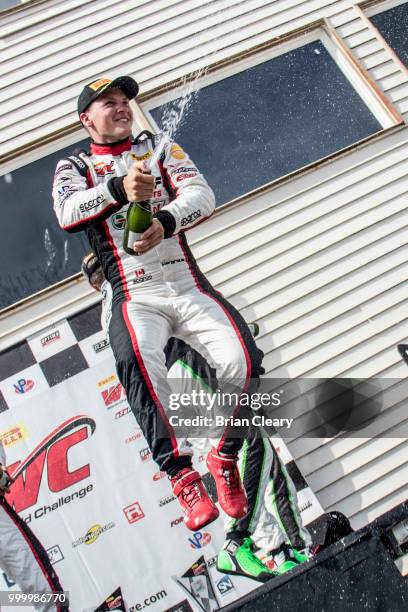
(53, 133, 263, 475)
(0, 442, 65, 611)
(101, 288, 311, 554)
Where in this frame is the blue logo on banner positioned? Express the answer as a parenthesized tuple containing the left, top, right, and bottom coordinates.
(13, 379, 34, 394)
(216, 575, 234, 595)
(188, 531, 211, 549)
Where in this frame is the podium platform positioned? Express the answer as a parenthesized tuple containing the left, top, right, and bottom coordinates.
(220, 505, 408, 612)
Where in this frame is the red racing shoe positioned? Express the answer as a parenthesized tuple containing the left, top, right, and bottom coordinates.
(206, 448, 248, 519)
(171, 468, 219, 531)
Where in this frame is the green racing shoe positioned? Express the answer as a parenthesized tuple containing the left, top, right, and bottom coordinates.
(259, 544, 299, 574)
(217, 538, 277, 583)
(291, 547, 312, 564)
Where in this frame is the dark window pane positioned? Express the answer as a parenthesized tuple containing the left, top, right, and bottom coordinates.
(0, 0, 20, 10)
(371, 2, 408, 66)
(151, 41, 382, 206)
(0, 139, 90, 310)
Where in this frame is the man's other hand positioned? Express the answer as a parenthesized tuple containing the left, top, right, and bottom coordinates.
(0, 465, 12, 496)
(133, 219, 164, 254)
(123, 161, 155, 202)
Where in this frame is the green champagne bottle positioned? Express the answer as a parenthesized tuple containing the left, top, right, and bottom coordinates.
(123, 201, 152, 255)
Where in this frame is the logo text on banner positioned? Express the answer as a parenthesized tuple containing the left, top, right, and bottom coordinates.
(6, 416, 96, 514)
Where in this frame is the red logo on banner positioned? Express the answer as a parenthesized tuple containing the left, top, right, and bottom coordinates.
(115, 407, 131, 419)
(124, 430, 143, 444)
(139, 447, 152, 463)
(101, 384, 125, 407)
(40, 330, 61, 347)
(6, 416, 96, 513)
(123, 502, 145, 524)
(1, 426, 26, 448)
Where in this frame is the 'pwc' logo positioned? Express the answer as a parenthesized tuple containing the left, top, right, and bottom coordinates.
(6, 416, 96, 513)
(13, 379, 34, 394)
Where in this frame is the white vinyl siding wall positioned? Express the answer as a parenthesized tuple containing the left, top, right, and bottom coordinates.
(1, 0, 408, 529)
(189, 124, 408, 528)
(1, 0, 408, 158)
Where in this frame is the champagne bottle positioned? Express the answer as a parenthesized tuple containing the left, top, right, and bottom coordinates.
(123, 201, 152, 255)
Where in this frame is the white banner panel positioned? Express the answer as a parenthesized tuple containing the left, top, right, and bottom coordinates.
(0, 308, 323, 611)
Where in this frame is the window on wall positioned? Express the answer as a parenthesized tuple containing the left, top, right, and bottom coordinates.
(0, 139, 91, 311)
(0, 0, 22, 10)
(370, 1, 408, 66)
(146, 39, 384, 207)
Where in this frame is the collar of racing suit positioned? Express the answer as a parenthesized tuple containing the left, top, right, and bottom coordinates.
(90, 137, 132, 156)
(88, 134, 177, 238)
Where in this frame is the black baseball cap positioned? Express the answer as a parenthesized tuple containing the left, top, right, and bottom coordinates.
(81, 252, 102, 283)
(77, 76, 139, 115)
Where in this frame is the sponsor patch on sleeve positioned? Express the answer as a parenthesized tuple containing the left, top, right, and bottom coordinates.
(170, 144, 187, 160)
(180, 210, 201, 227)
(79, 194, 105, 213)
(55, 163, 73, 176)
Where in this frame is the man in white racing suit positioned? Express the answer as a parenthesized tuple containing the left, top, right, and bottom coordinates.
(0, 441, 65, 610)
(53, 76, 264, 531)
(83, 254, 312, 583)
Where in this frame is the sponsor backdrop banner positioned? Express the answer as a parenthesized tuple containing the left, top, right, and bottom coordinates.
(0, 305, 322, 611)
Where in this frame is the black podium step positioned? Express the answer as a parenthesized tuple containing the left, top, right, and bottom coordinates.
(220, 531, 408, 612)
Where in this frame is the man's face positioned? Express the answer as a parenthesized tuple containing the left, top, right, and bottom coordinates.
(80, 89, 134, 142)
